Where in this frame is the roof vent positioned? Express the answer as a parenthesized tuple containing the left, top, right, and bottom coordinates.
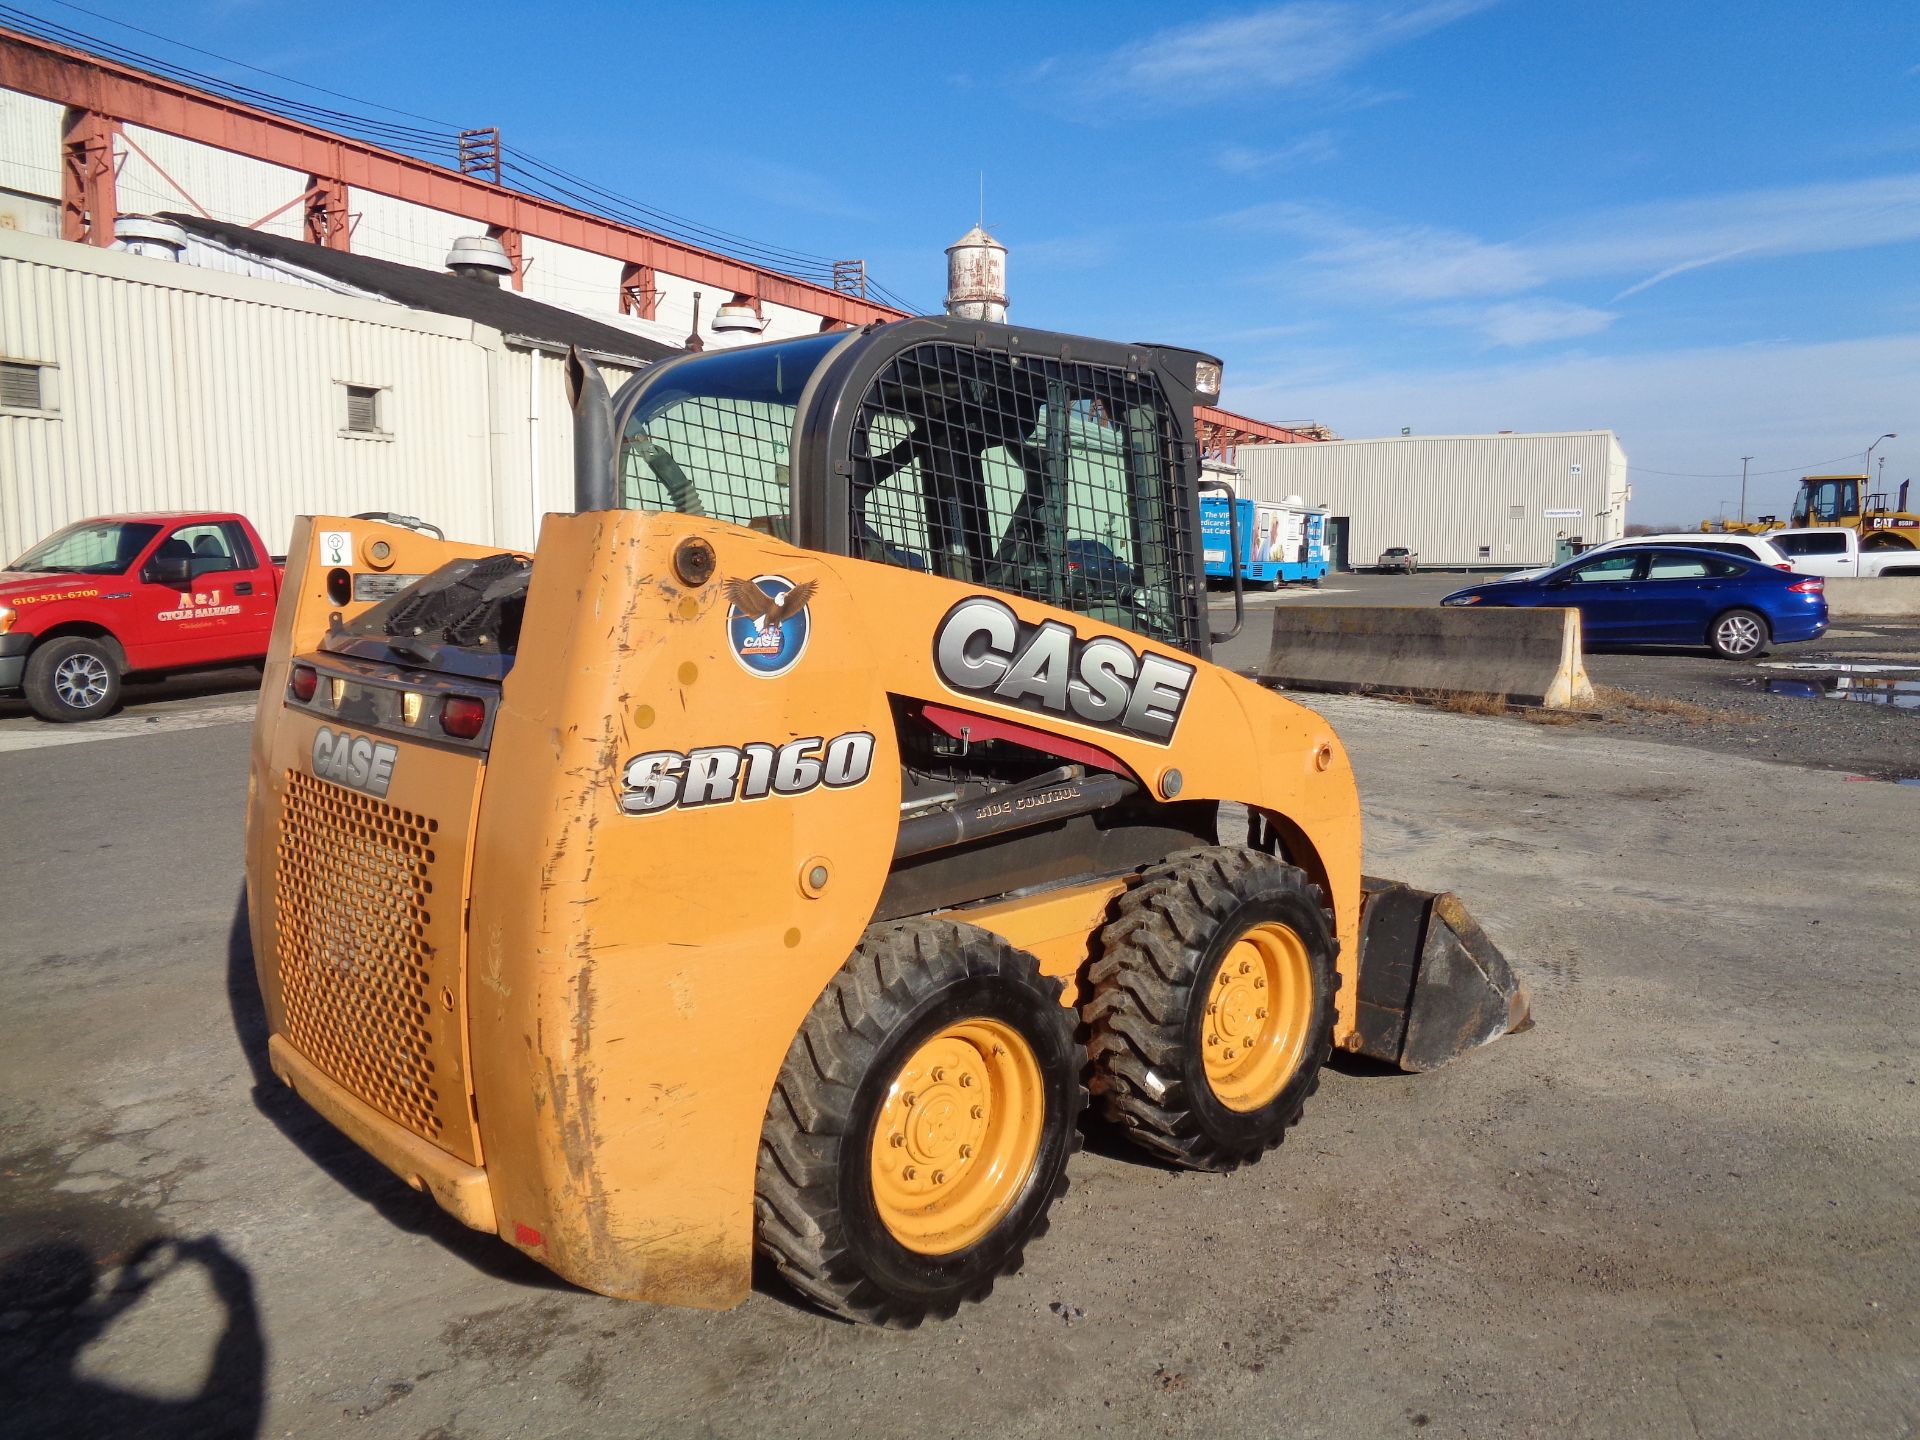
(446, 235, 514, 285)
(114, 215, 186, 261)
(711, 293, 768, 334)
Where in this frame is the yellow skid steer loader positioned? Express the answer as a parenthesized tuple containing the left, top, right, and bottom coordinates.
(245, 318, 1527, 1326)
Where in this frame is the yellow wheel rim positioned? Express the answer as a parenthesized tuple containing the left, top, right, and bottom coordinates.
(1202, 922, 1315, 1112)
(868, 1018, 1044, 1256)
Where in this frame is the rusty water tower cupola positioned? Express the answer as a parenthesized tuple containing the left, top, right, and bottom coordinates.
(944, 224, 1007, 322)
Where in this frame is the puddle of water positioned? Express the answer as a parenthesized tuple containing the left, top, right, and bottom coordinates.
(1752, 674, 1920, 710)
(1757, 660, 1920, 673)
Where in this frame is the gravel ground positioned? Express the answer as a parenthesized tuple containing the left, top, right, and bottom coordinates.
(4, 698, 1916, 1439)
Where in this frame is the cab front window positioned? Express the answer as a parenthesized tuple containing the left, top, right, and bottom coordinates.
(10, 520, 160, 574)
(617, 332, 848, 530)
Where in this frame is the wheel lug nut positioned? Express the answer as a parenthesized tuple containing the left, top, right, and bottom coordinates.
(890, 1133, 905, 1148)
(932, 1067, 945, 1081)
(1253, 977, 1266, 989)
(1206, 1002, 1217, 1014)
(959, 1073, 974, 1087)
(903, 1166, 917, 1180)
(1239, 961, 1252, 974)
(933, 1170, 947, 1184)
(1224, 1048, 1236, 1060)
(959, 1144, 973, 1159)
(1257, 1007, 1269, 1019)
(1208, 1034, 1220, 1047)
(970, 1105, 984, 1119)
(902, 1092, 915, 1107)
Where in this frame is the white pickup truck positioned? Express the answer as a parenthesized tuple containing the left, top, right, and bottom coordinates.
(1764, 527, 1920, 579)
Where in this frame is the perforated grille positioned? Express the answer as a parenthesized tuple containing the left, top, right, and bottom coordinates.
(849, 342, 1197, 648)
(274, 770, 449, 1146)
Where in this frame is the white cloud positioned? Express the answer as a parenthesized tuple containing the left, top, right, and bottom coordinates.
(1224, 332, 1920, 519)
(1014, 234, 1117, 273)
(1428, 298, 1619, 347)
(1069, 0, 1495, 102)
(1231, 202, 1539, 300)
(1215, 132, 1341, 175)
(1250, 173, 1920, 305)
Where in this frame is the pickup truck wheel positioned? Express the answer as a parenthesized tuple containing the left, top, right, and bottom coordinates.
(24, 637, 121, 722)
(755, 919, 1083, 1328)
(1708, 608, 1769, 660)
(1085, 846, 1337, 1172)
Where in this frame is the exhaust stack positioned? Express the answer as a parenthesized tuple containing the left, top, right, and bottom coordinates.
(567, 348, 617, 513)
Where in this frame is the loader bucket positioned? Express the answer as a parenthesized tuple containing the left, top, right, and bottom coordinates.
(1348, 879, 1532, 1072)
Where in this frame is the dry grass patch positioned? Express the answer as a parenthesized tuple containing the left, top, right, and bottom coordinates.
(1409, 690, 1590, 725)
(1422, 690, 1512, 716)
(1589, 684, 1754, 725)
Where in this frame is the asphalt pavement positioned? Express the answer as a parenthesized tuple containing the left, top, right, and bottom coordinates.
(2, 669, 1916, 1438)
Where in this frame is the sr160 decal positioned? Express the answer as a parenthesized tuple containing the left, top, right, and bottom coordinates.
(620, 731, 876, 816)
(932, 595, 1195, 744)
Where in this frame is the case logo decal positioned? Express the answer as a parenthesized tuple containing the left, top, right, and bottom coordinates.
(725, 574, 816, 677)
(620, 731, 875, 816)
(932, 595, 1195, 744)
(311, 726, 399, 798)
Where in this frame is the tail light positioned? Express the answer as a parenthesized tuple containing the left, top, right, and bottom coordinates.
(1774, 563, 1791, 570)
(1787, 578, 1824, 594)
(290, 664, 318, 702)
(441, 695, 487, 739)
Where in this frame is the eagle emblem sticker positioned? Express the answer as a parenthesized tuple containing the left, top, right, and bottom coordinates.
(725, 574, 816, 677)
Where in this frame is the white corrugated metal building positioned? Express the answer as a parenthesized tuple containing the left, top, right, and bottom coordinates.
(1236, 432, 1630, 570)
(0, 226, 658, 562)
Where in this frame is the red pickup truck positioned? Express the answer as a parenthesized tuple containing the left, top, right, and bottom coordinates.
(0, 512, 285, 721)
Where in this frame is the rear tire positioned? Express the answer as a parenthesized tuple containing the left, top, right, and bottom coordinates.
(1708, 608, 1769, 659)
(1086, 847, 1336, 1172)
(755, 919, 1084, 1327)
(23, 636, 121, 722)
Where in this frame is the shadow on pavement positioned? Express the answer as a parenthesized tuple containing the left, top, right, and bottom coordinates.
(0, 1234, 265, 1440)
(224, 885, 566, 1293)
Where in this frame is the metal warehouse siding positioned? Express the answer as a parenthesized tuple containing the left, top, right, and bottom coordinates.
(0, 229, 512, 561)
(0, 89, 60, 201)
(1236, 432, 1629, 568)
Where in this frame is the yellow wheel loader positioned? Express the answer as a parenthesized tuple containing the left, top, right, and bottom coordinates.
(245, 318, 1528, 1327)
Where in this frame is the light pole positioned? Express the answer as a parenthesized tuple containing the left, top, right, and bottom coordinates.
(1739, 455, 1753, 524)
(1866, 432, 1896, 479)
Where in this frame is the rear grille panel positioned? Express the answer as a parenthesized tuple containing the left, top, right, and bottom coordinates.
(273, 769, 459, 1149)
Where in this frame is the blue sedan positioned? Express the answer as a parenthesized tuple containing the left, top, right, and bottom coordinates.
(1441, 545, 1828, 659)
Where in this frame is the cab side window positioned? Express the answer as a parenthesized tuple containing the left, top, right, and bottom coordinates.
(167, 522, 248, 580)
(1567, 553, 1640, 583)
(1644, 555, 1716, 580)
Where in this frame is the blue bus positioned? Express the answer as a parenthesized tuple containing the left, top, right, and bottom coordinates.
(1201, 495, 1330, 586)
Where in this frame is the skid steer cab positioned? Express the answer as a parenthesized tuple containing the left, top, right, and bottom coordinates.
(246, 317, 1527, 1326)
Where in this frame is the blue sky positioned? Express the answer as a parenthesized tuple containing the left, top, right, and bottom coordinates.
(32, 0, 1920, 522)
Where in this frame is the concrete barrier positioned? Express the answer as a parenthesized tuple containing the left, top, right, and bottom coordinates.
(1261, 605, 1594, 708)
(1827, 577, 1920, 619)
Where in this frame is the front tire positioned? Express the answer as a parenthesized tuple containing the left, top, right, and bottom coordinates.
(755, 919, 1084, 1327)
(1709, 608, 1769, 659)
(23, 636, 121, 722)
(1086, 847, 1336, 1172)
